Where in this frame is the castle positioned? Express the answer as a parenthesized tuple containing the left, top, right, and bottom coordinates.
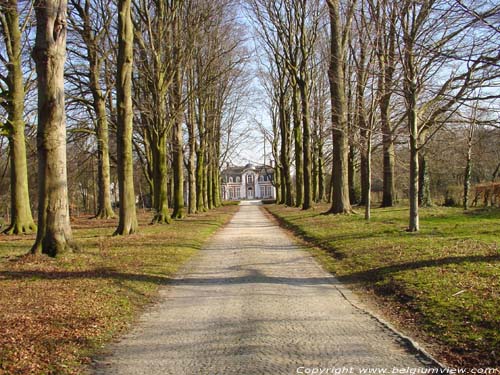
(221, 163, 276, 200)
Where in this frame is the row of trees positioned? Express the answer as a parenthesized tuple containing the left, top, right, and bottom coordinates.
(1, 0, 499, 258)
(250, 0, 500, 231)
(0, 0, 247, 256)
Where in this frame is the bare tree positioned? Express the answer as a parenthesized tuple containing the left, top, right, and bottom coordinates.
(326, 0, 354, 214)
(31, 0, 75, 255)
(68, 0, 115, 219)
(114, 0, 137, 235)
(0, 0, 36, 234)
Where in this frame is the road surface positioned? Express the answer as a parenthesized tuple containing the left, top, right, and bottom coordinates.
(93, 201, 438, 375)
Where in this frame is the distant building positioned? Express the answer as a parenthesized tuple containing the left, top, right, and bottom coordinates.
(221, 163, 276, 200)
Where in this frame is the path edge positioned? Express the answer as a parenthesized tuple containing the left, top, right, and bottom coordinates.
(261, 205, 448, 370)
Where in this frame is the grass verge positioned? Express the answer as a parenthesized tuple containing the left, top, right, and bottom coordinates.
(0, 203, 239, 375)
(265, 203, 499, 368)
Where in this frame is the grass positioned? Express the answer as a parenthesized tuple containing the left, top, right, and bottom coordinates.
(265, 203, 500, 368)
(0, 203, 239, 375)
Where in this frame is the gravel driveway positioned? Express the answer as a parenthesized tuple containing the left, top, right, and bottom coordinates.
(93, 201, 438, 375)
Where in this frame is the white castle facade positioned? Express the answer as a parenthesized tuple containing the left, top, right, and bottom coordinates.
(221, 163, 276, 200)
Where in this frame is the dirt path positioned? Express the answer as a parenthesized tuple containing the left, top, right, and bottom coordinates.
(93, 201, 438, 375)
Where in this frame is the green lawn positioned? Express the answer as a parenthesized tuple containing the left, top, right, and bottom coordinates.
(265, 204, 500, 368)
(0, 203, 238, 375)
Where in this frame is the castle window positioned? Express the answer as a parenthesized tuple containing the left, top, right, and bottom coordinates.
(236, 176, 240, 183)
(229, 177, 233, 183)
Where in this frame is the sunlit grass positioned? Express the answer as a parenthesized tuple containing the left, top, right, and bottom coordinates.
(266, 203, 500, 368)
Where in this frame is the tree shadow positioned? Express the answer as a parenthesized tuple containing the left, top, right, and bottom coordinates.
(337, 254, 500, 284)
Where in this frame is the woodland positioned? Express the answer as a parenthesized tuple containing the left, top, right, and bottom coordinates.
(0, 0, 499, 255)
(0, 0, 499, 372)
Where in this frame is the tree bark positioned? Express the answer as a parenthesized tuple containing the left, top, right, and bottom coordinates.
(312, 142, 318, 202)
(196, 146, 206, 212)
(114, 0, 138, 235)
(463, 120, 475, 210)
(418, 153, 432, 207)
(2, 0, 36, 234)
(151, 133, 171, 223)
(31, 0, 75, 256)
(171, 69, 185, 219)
(327, 0, 352, 214)
(407, 83, 419, 232)
(299, 80, 312, 209)
(292, 85, 303, 207)
(348, 144, 357, 204)
(91, 63, 115, 219)
(72, 0, 114, 219)
(378, 1, 397, 208)
(187, 85, 197, 214)
(364, 129, 372, 221)
(279, 96, 293, 206)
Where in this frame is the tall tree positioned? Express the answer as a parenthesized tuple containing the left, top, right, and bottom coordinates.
(0, 0, 36, 234)
(368, 0, 397, 207)
(68, 0, 115, 219)
(327, 0, 352, 214)
(114, 0, 137, 235)
(399, 0, 500, 231)
(31, 0, 75, 256)
(170, 7, 186, 219)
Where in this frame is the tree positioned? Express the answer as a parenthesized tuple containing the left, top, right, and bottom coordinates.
(368, 0, 398, 207)
(326, 0, 353, 214)
(0, 0, 37, 234)
(114, 0, 137, 235)
(68, 0, 115, 219)
(398, 0, 500, 231)
(31, 0, 75, 256)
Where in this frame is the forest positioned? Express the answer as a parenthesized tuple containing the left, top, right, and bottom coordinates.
(0, 0, 499, 373)
(1, 0, 499, 255)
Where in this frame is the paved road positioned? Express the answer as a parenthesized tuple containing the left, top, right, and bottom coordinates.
(93, 201, 437, 375)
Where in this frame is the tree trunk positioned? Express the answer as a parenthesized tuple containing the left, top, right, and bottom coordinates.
(114, 0, 137, 235)
(275, 164, 282, 203)
(196, 146, 206, 212)
(409, 133, 419, 232)
(379, 2, 397, 208)
(360, 151, 369, 206)
(299, 81, 312, 210)
(348, 144, 357, 204)
(312, 143, 318, 202)
(207, 153, 213, 209)
(407, 89, 419, 232)
(418, 153, 432, 207)
(272, 106, 282, 204)
(151, 133, 171, 223)
(31, 0, 74, 256)
(187, 97, 197, 214)
(318, 142, 325, 202)
(381, 126, 396, 207)
(211, 159, 219, 208)
(91, 66, 114, 219)
(327, 0, 352, 214)
(171, 89, 185, 219)
(292, 86, 303, 207)
(279, 97, 293, 206)
(76, 0, 115, 220)
(365, 129, 372, 221)
(3, 0, 36, 234)
(463, 121, 475, 210)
